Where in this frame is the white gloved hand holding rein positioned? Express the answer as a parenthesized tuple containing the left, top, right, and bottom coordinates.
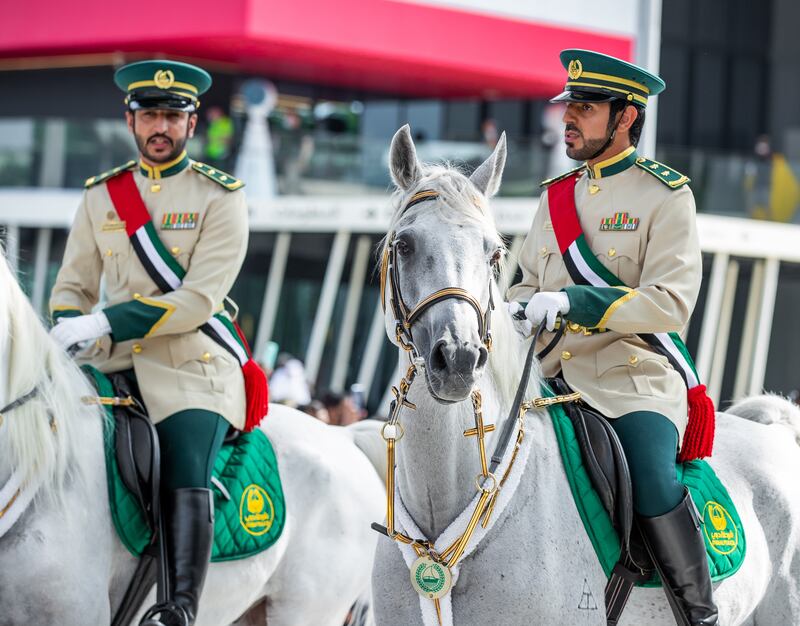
(525, 291, 570, 331)
(50, 312, 112, 351)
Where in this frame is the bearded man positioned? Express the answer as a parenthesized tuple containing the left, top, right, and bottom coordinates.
(49, 59, 265, 626)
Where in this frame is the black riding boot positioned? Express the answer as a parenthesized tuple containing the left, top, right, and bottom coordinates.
(140, 488, 214, 626)
(639, 491, 719, 626)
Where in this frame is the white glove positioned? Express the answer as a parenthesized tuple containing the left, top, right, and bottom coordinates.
(50, 312, 112, 351)
(506, 301, 533, 337)
(525, 292, 570, 332)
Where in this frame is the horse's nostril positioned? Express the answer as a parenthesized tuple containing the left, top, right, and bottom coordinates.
(431, 340, 448, 372)
(476, 346, 488, 369)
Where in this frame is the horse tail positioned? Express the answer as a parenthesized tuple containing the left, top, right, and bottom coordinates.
(344, 420, 388, 486)
(727, 394, 800, 446)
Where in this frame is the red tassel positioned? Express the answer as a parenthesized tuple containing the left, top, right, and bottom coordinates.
(242, 358, 269, 432)
(678, 384, 716, 462)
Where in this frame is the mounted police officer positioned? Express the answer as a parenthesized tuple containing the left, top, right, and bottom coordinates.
(49, 59, 262, 626)
(508, 49, 718, 625)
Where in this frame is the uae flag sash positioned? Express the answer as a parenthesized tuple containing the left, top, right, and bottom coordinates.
(106, 171, 268, 432)
(547, 172, 714, 461)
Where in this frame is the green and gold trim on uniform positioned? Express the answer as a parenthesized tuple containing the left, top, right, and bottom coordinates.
(192, 162, 244, 191)
(634, 157, 690, 189)
(138, 151, 191, 180)
(51, 305, 84, 324)
(589, 146, 638, 179)
(565, 77, 648, 106)
(85, 161, 137, 189)
(561, 285, 638, 330)
(104, 293, 176, 342)
(126, 76, 199, 103)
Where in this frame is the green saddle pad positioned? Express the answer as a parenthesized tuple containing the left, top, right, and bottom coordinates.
(85, 366, 285, 562)
(545, 384, 746, 587)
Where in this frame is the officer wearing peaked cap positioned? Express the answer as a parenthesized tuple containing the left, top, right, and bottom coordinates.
(508, 50, 718, 625)
(49, 59, 263, 626)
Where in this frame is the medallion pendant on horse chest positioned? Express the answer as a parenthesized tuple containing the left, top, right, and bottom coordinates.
(410, 555, 453, 599)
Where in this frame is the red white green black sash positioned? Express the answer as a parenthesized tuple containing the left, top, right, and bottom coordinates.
(105, 170, 267, 430)
(547, 172, 714, 460)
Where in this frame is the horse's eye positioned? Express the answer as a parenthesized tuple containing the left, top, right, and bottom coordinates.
(395, 239, 411, 257)
(490, 249, 503, 265)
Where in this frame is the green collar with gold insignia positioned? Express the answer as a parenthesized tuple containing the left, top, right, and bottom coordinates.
(138, 150, 190, 179)
(587, 146, 638, 179)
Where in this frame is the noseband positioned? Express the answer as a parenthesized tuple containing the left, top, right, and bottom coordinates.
(380, 189, 496, 359)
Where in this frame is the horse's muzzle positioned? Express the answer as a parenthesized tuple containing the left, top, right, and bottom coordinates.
(426, 339, 488, 401)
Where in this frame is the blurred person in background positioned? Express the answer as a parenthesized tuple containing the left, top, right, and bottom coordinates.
(297, 400, 330, 424)
(268, 353, 311, 407)
(320, 389, 364, 426)
(203, 105, 234, 170)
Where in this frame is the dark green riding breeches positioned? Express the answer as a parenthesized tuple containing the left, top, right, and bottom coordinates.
(609, 411, 684, 517)
(156, 409, 228, 492)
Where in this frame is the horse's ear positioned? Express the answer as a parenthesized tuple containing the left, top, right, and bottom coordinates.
(470, 131, 507, 198)
(389, 124, 421, 191)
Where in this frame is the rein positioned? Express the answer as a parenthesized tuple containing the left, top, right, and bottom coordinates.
(0, 387, 39, 426)
(374, 190, 580, 622)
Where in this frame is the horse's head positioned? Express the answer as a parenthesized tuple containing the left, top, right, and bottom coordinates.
(382, 125, 507, 402)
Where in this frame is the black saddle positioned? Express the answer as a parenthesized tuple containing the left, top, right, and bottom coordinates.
(547, 377, 657, 623)
(107, 372, 161, 533)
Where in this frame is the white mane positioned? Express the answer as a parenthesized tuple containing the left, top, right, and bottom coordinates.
(0, 250, 104, 503)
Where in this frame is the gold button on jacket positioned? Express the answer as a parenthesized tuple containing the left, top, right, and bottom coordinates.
(49, 165, 248, 428)
(507, 162, 701, 442)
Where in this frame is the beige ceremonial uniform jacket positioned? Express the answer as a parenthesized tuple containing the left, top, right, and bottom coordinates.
(50, 155, 248, 428)
(507, 149, 702, 441)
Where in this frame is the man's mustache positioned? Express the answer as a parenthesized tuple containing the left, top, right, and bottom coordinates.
(565, 124, 582, 136)
(147, 134, 173, 145)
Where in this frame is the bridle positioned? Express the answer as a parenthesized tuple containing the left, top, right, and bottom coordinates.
(380, 189, 496, 359)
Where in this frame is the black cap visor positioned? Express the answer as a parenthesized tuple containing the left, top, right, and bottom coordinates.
(127, 88, 197, 112)
(550, 88, 618, 104)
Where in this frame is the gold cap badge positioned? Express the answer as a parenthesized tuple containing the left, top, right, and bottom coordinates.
(567, 59, 583, 80)
(154, 69, 175, 89)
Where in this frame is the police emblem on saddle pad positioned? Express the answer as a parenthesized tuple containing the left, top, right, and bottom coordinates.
(87, 368, 285, 560)
(544, 384, 746, 585)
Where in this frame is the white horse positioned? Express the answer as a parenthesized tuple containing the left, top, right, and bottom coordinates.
(0, 247, 385, 626)
(370, 126, 800, 625)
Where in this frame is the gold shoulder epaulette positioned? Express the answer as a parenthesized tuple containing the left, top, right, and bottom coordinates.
(191, 161, 245, 191)
(634, 156, 690, 189)
(539, 165, 586, 188)
(84, 161, 137, 188)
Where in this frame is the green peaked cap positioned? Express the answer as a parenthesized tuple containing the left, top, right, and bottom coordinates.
(551, 49, 665, 108)
(114, 60, 212, 112)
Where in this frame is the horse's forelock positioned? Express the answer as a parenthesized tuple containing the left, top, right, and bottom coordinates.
(388, 163, 501, 242)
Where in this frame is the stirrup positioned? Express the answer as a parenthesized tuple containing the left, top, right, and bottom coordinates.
(139, 600, 190, 626)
